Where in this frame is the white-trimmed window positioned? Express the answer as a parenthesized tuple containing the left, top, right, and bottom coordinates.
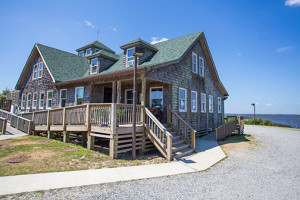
(201, 93, 206, 113)
(90, 58, 98, 74)
(125, 89, 133, 104)
(209, 95, 213, 113)
(47, 91, 53, 109)
(60, 89, 67, 107)
(218, 97, 222, 113)
(95, 48, 100, 53)
(75, 87, 84, 105)
(150, 87, 163, 110)
(39, 92, 45, 109)
(86, 48, 91, 55)
(79, 50, 84, 57)
(126, 48, 135, 67)
(21, 94, 26, 109)
(33, 64, 38, 80)
(179, 88, 187, 112)
(33, 92, 38, 108)
(191, 91, 197, 112)
(192, 53, 197, 73)
(199, 57, 204, 76)
(27, 93, 32, 109)
(38, 62, 43, 78)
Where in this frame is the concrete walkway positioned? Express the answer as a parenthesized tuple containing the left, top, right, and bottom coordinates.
(0, 127, 226, 196)
(0, 123, 27, 141)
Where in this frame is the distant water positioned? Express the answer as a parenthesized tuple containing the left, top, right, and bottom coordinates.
(226, 114, 300, 129)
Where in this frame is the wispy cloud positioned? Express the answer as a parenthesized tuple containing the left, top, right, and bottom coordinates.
(83, 20, 95, 28)
(285, 0, 300, 6)
(275, 46, 293, 53)
(265, 103, 273, 106)
(298, 102, 300, 105)
(150, 37, 169, 44)
(108, 26, 118, 32)
(236, 52, 242, 56)
(267, 98, 275, 101)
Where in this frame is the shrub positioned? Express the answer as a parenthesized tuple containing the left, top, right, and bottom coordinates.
(244, 118, 273, 126)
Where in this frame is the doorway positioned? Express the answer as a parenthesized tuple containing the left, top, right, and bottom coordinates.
(103, 87, 112, 103)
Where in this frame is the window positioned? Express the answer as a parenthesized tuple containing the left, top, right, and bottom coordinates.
(150, 87, 163, 110)
(209, 95, 213, 113)
(75, 87, 84, 105)
(33, 64, 38, 79)
(192, 53, 197, 73)
(86, 48, 91, 55)
(218, 97, 222, 113)
(191, 91, 197, 112)
(21, 94, 26, 109)
(126, 48, 135, 67)
(39, 92, 45, 109)
(95, 49, 100, 53)
(201, 93, 206, 113)
(90, 58, 98, 74)
(199, 57, 204, 76)
(38, 62, 43, 78)
(79, 51, 84, 57)
(33, 92, 38, 108)
(179, 88, 187, 112)
(125, 89, 133, 104)
(60, 89, 67, 107)
(27, 93, 32, 109)
(47, 91, 53, 109)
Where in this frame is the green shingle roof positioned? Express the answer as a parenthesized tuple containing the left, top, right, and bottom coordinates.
(87, 49, 120, 61)
(36, 43, 90, 83)
(120, 38, 158, 51)
(76, 40, 115, 54)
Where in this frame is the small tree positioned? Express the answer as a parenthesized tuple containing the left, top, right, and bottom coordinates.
(0, 87, 11, 100)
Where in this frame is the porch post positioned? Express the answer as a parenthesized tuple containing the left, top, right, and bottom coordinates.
(141, 77, 146, 154)
(117, 81, 122, 103)
(112, 81, 116, 103)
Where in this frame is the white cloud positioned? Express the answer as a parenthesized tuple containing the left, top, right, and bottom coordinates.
(236, 52, 242, 56)
(265, 103, 273, 106)
(150, 37, 169, 44)
(275, 46, 293, 52)
(285, 0, 300, 6)
(83, 20, 95, 28)
(108, 26, 118, 32)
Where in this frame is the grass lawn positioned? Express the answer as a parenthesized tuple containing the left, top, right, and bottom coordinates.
(0, 136, 166, 176)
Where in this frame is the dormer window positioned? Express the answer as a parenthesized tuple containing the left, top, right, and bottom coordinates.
(79, 50, 84, 57)
(90, 58, 98, 74)
(126, 48, 135, 67)
(86, 48, 91, 56)
(33, 64, 38, 79)
(95, 49, 100, 53)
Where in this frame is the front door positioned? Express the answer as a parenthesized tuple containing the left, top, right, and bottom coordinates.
(104, 87, 112, 103)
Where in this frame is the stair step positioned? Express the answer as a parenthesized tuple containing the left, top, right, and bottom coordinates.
(172, 135, 181, 140)
(172, 139, 186, 146)
(172, 143, 190, 153)
(168, 130, 177, 135)
(173, 148, 194, 158)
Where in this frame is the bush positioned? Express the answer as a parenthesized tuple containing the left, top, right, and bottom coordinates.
(244, 118, 273, 126)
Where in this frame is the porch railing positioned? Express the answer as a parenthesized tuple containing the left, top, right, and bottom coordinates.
(215, 119, 238, 141)
(0, 109, 33, 134)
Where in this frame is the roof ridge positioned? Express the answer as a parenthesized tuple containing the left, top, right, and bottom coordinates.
(152, 31, 203, 46)
(36, 43, 81, 57)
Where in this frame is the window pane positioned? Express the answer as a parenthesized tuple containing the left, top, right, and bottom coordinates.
(61, 99, 66, 107)
(151, 99, 163, 109)
(151, 88, 162, 99)
(199, 58, 203, 66)
(126, 90, 133, 100)
(61, 90, 66, 98)
(179, 89, 186, 99)
(92, 58, 98, 66)
(48, 92, 52, 99)
(180, 99, 185, 110)
(79, 51, 84, 56)
(76, 88, 84, 98)
(127, 48, 134, 57)
(192, 54, 196, 63)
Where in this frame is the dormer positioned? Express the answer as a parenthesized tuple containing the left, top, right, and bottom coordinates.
(120, 38, 158, 68)
(87, 51, 119, 75)
(76, 40, 115, 57)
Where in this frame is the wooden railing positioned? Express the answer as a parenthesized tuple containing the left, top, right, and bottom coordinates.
(90, 103, 111, 126)
(0, 109, 13, 122)
(144, 107, 173, 160)
(117, 104, 142, 125)
(0, 117, 7, 134)
(167, 105, 196, 148)
(215, 119, 238, 141)
(34, 110, 47, 126)
(66, 105, 86, 125)
(0, 99, 12, 111)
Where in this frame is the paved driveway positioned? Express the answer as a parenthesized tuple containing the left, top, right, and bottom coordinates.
(3, 125, 300, 199)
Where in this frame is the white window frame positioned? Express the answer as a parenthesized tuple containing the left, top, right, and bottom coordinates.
(38, 62, 43, 78)
(95, 48, 100, 53)
(33, 92, 38, 109)
(192, 52, 198, 74)
(126, 47, 135, 67)
(179, 88, 187, 112)
(33, 64, 38, 80)
(26, 93, 32, 109)
(79, 50, 84, 57)
(46, 90, 53, 109)
(21, 94, 26, 109)
(75, 87, 84, 105)
(39, 92, 45, 109)
(150, 87, 164, 110)
(201, 93, 206, 113)
(218, 97, 222, 113)
(191, 90, 197, 112)
(199, 57, 204, 77)
(90, 58, 98, 74)
(60, 89, 67, 108)
(125, 89, 134, 104)
(209, 95, 213, 113)
(86, 48, 91, 56)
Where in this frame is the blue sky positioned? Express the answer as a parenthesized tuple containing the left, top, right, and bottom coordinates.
(0, 0, 299, 114)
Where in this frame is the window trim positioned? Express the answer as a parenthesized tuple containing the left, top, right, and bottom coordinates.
(192, 52, 198, 74)
(218, 97, 222, 113)
(33, 64, 38, 80)
(75, 87, 84, 105)
(32, 92, 38, 109)
(126, 47, 135, 67)
(86, 48, 92, 56)
(90, 58, 98, 74)
(38, 62, 43, 78)
(179, 87, 187, 112)
(125, 89, 134, 104)
(150, 87, 164, 110)
(201, 93, 206, 113)
(209, 95, 214, 113)
(199, 57, 204, 77)
(26, 93, 32, 109)
(21, 94, 26, 109)
(46, 90, 53, 109)
(39, 92, 45, 109)
(95, 48, 100, 53)
(191, 90, 197, 113)
(60, 89, 67, 108)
